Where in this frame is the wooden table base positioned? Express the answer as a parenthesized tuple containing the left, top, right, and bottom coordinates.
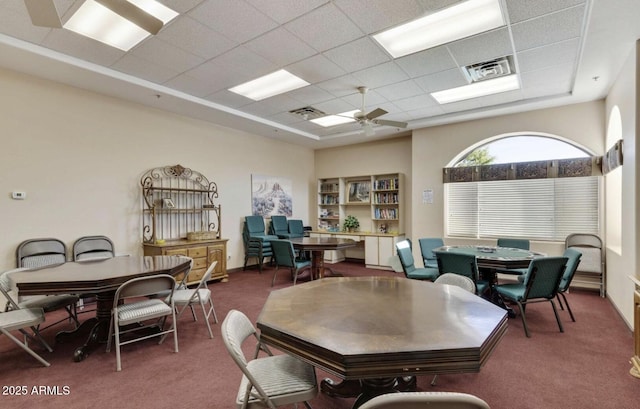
(321, 376, 417, 408)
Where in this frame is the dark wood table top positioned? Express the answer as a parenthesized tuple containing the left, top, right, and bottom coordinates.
(9, 255, 190, 296)
(289, 236, 357, 251)
(257, 276, 508, 380)
(434, 245, 545, 269)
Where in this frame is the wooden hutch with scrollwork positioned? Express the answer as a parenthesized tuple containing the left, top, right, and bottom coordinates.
(141, 164, 228, 283)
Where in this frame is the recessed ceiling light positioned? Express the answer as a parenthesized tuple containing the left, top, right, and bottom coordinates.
(63, 0, 178, 51)
(310, 110, 359, 127)
(372, 0, 505, 58)
(228, 70, 310, 101)
(431, 74, 520, 104)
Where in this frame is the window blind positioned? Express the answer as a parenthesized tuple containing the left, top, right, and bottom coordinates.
(447, 176, 599, 241)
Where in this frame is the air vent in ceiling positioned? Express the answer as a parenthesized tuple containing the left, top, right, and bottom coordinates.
(289, 106, 327, 120)
(463, 56, 514, 83)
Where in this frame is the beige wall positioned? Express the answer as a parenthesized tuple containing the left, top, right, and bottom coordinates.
(604, 41, 638, 326)
(0, 67, 315, 271)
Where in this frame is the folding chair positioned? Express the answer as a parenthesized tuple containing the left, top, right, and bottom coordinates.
(171, 261, 218, 338)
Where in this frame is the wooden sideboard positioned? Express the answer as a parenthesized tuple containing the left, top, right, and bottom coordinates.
(143, 239, 228, 284)
(310, 231, 404, 270)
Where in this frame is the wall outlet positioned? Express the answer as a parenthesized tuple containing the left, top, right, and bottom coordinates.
(11, 191, 26, 200)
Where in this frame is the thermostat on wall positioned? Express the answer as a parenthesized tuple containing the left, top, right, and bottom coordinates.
(11, 191, 26, 200)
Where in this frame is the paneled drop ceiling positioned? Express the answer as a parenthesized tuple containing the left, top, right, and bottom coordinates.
(0, 0, 639, 149)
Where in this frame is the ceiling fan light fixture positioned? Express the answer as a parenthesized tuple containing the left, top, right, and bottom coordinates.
(431, 74, 520, 104)
(372, 0, 505, 58)
(63, 0, 178, 51)
(310, 110, 359, 127)
(229, 69, 309, 101)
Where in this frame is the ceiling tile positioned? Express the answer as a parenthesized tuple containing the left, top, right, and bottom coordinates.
(479, 88, 524, 107)
(505, 0, 586, 24)
(333, 0, 424, 34)
(41, 29, 124, 66)
(205, 89, 253, 108)
(324, 37, 390, 72)
(316, 74, 366, 97)
(157, 16, 237, 60)
(188, 0, 278, 43)
(111, 54, 180, 84)
(376, 79, 424, 101)
(287, 85, 335, 106)
(414, 68, 467, 93)
(286, 54, 346, 84)
(159, 0, 206, 14)
(130, 37, 204, 74)
(439, 97, 483, 113)
(447, 28, 514, 66)
(246, 0, 330, 24)
(511, 5, 586, 51)
(244, 27, 316, 66)
(164, 73, 224, 98)
(284, 3, 364, 52)
(520, 62, 575, 94)
(395, 46, 458, 78)
(517, 38, 580, 73)
(393, 94, 439, 111)
(415, 0, 462, 12)
(352, 62, 409, 89)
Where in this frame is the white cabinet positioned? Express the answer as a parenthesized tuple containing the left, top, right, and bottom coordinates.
(314, 231, 404, 270)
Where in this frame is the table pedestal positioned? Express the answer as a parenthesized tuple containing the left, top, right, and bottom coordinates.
(55, 291, 114, 362)
(321, 376, 417, 408)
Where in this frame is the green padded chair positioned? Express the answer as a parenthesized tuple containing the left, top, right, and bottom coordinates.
(286, 219, 306, 238)
(497, 238, 530, 250)
(395, 239, 439, 281)
(555, 248, 582, 322)
(243, 216, 278, 273)
(494, 256, 568, 337)
(418, 237, 444, 268)
(268, 215, 290, 238)
(434, 251, 489, 296)
(269, 239, 311, 286)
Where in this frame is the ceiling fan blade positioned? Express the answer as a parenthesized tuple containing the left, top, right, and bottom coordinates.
(365, 108, 388, 120)
(24, 0, 62, 28)
(373, 119, 408, 128)
(96, 0, 164, 35)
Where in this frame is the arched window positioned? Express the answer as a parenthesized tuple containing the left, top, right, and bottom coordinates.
(445, 134, 600, 241)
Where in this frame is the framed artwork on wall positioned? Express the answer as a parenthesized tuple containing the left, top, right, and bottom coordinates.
(346, 180, 370, 204)
(251, 174, 292, 217)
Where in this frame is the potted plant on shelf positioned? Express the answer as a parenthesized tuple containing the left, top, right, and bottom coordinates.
(343, 215, 360, 232)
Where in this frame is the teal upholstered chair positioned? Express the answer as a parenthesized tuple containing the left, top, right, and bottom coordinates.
(395, 239, 439, 281)
(497, 238, 530, 250)
(243, 216, 278, 273)
(268, 215, 289, 238)
(434, 251, 489, 296)
(286, 219, 306, 238)
(555, 248, 582, 322)
(418, 238, 444, 268)
(493, 256, 568, 337)
(269, 239, 311, 286)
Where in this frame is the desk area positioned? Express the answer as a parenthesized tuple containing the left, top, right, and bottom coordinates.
(310, 231, 405, 270)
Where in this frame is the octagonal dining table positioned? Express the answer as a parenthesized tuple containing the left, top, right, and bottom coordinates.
(257, 276, 508, 408)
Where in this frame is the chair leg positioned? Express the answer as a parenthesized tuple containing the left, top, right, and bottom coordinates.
(517, 301, 530, 337)
(271, 265, 280, 286)
(1, 329, 50, 367)
(430, 374, 438, 386)
(201, 299, 214, 339)
(558, 292, 575, 322)
(550, 299, 564, 333)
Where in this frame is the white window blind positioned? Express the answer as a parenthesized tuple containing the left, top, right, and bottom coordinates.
(447, 177, 599, 241)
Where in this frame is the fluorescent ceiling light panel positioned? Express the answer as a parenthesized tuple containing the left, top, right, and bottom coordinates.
(63, 0, 178, 51)
(373, 0, 505, 58)
(310, 110, 359, 127)
(431, 74, 520, 104)
(228, 70, 310, 101)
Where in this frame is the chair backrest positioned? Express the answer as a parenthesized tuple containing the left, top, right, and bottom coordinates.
(434, 273, 476, 293)
(558, 248, 582, 291)
(565, 233, 604, 274)
(288, 219, 305, 237)
(523, 257, 568, 300)
(16, 238, 67, 268)
(497, 238, 530, 250)
(270, 240, 297, 268)
(358, 391, 491, 409)
(395, 239, 416, 275)
(73, 235, 115, 261)
(114, 274, 176, 303)
(418, 238, 444, 268)
(0, 271, 24, 311)
(244, 215, 267, 236)
(221, 309, 261, 369)
(435, 252, 479, 282)
(269, 215, 289, 236)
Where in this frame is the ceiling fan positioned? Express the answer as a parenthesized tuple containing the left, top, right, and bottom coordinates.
(350, 86, 408, 136)
(24, 0, 164, 34)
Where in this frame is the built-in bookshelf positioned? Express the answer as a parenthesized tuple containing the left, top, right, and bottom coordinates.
(316, 173, 404, 234)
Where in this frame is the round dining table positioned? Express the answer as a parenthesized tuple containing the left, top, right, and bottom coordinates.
(8, 255, 191, 362)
